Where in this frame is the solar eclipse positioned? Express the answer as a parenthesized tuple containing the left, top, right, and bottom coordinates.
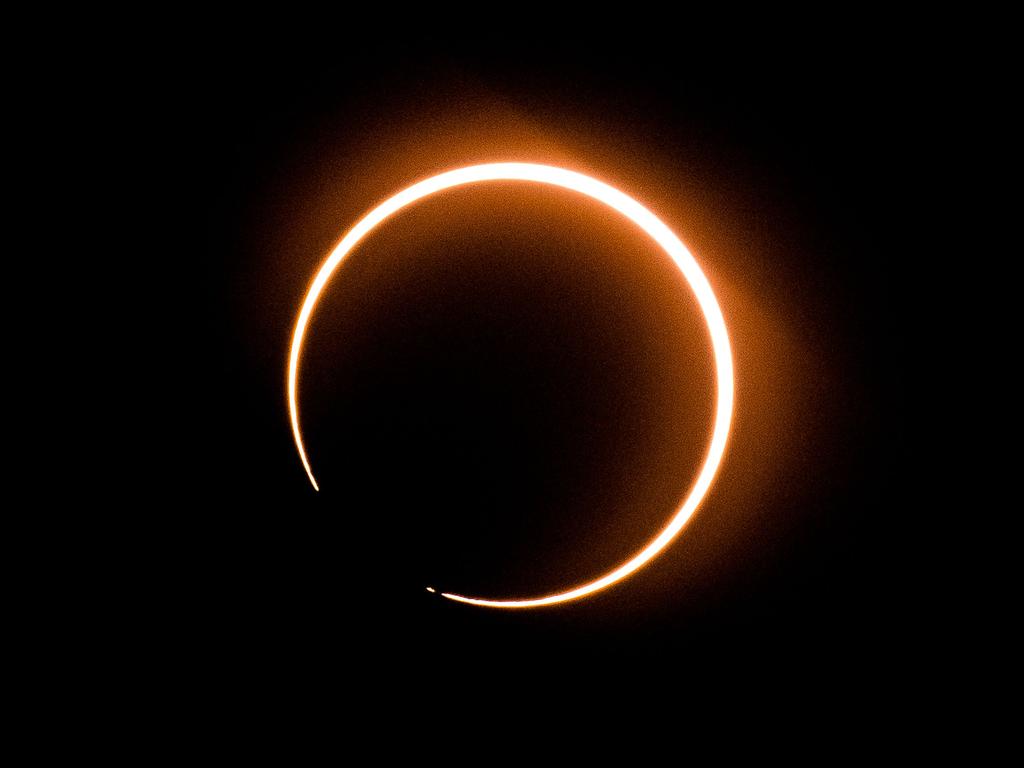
(288, 162, 734, 608)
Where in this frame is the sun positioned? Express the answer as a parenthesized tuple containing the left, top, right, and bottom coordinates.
(288, 162, 733, 608)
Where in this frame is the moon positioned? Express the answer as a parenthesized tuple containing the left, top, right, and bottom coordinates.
(288, 162, 734, 608)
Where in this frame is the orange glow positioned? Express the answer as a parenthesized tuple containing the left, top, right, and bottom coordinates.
(288, 163, 734, 608)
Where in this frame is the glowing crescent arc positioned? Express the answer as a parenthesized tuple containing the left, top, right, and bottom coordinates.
(288, 162, 734, 609)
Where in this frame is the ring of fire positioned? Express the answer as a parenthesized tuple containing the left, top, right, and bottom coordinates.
(288, 162, 734, 608)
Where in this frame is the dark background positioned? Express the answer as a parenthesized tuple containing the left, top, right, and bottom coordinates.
(144, 35, 913, 703)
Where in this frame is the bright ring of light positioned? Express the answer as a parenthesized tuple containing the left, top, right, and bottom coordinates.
(288, 162, 733, 609)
